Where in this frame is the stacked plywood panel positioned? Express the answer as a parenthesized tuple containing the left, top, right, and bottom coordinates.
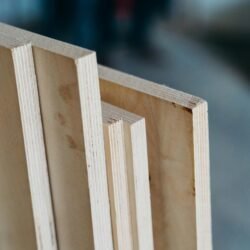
(0, 23, 212, 250)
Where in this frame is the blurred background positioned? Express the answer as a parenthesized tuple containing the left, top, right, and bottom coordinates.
(1, 0, 249, 249)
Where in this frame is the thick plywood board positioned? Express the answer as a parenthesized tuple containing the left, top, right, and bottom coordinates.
(0, 39, 56, 249)
(99, 66, 212, 250)
(0, 23, 113, 250)
(103, 102, 154, 250)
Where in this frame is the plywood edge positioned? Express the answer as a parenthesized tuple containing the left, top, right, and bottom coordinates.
(0, 33, 29, 49)
(99, 65, 204, 109)
(102, 102, 154, 250)
(0, 41, 37, 250)
(192, 101, 213, 250)
(0, 22, 93, 59)
(102, 123, 118, 249)
(77, 56, 114, 250)
(102, 102, 143, 124)
(103, 117, 133, 250)
(128, 119, 154, 250)
(12, 43, 58, 250)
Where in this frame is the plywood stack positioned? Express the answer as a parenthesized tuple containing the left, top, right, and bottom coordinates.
(0, 23, 212, 250)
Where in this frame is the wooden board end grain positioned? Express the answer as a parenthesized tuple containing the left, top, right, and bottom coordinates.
(0, 38, 56, 249)
(103, 109, 133, 250)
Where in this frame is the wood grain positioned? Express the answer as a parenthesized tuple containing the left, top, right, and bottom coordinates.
(0, 39, 54, 249)
(103, 104, 133, 250)
(99, 65, 212, 250)
(0, 23, 113, 250)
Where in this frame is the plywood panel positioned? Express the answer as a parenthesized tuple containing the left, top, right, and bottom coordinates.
(0, 41, 37, 250)
(0, 23, 113, 250)
(103, 107, 133, 250)
(102, 102, 154, 250)
(99, 66, 212, 250)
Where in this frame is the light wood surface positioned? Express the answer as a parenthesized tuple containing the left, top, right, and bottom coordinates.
(0, 38, 37, 250)
(103, 104, 133, 250)
(0, 35, 57, 250)
(0, 23, 113, 250)
(99, 65, 212, 250)
(102, 102, 154, 250)
(12, 44, 58, 250)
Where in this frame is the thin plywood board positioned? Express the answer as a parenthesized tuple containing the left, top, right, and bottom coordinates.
(99, 65, 212, 250)
(0, 38, 56, 249)
(0, 23, 113, 250)
(103, 107, 133, 250)
(102, 102, 154, 250)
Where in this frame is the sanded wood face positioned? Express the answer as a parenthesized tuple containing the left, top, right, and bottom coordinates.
(33, 48, 94, 250)
(0, 47, 37, 250)
(100, 78, 197, 250)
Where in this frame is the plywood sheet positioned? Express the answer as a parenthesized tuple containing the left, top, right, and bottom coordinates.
(0, 23, 113, 250)
(103, 102, 154, 250)
(99, 65, 212, 250)
(0, 40, 46, 250)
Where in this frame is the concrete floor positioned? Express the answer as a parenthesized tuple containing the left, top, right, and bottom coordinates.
(108, 24, 250, 250)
